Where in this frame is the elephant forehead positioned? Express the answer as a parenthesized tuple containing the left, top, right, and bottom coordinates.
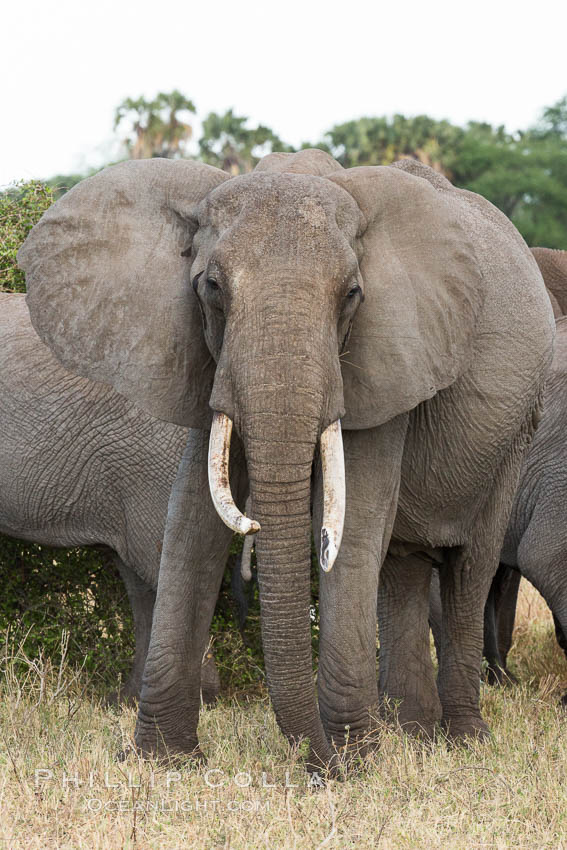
(202, 172, 361, 240)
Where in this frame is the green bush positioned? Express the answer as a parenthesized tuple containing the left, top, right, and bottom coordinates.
(0, 181, 54, 292)
(0, 538, 133, 691)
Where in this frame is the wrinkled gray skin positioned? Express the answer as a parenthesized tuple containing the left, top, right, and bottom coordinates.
(19, 151, 554, 770)
(493, 252, 567, 679)
(0, 293, 220, 704)
(532, 248, 567, 318)
(430, 250, 567, 685)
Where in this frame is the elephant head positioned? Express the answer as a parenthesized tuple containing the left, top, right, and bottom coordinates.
(19, 150, 484, 764)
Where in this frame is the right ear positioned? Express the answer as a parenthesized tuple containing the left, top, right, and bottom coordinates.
(531, 248, 567, 318)
(19, 159, 229, 427)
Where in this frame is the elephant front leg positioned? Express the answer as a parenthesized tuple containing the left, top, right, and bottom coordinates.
(437, 472, 521, 740)
(437, 546, 494, 741)
(135, 428, 246, 760)
(315, 417, 408, 753)
(378, 551, 441, 737)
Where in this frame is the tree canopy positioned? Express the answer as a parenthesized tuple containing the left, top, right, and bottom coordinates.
(199, 108, 292, 174)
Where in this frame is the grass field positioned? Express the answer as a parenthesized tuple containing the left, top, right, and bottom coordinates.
(1, 580, 567, 849)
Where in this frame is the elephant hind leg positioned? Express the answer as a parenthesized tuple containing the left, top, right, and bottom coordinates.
(110, 558, 156, 705)
(379, 551, 442, 738)
(483, 563, 520, 686)
(516, 530, 567, 704)
(428, 567, 442, 662)
(200, 646, 221, 705)
(553, 614, 567, 659)
(430, 563, 520, 690)
(437, 545, 494, 742)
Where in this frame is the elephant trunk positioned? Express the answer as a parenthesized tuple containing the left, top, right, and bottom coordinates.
(244, 412, 333, 769)
(209, 400, 344, 766)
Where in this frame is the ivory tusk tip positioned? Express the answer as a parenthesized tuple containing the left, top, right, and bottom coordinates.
(320, 526, 339, 573)
(236, 516, 260, 536)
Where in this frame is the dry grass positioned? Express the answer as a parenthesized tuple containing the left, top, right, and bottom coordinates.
(2, 580, 567, 849)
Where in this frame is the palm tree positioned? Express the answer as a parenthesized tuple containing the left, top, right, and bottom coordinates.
(155, 90, 196, 158)
(114, 91, 196, 159)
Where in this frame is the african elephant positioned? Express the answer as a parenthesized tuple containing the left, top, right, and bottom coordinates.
(0, 293, 220, 703)
(18, 150, 554, 769)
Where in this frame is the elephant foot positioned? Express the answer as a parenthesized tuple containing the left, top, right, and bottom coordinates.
(398, 717, 438, 740)
(201, 688, 219, 707)
(200, 651, 221, 706)
(380, 696, 441, 740)
(305, 744, 356, 783)
(484, 664, 517, 686)
(135, 748, 205, 769)
(135, 699, 203, 764)
(329, 736, 380, 765)
(441, 715, 491, 744)
(321, 707, 382, 763)
(133, 729, 205, 765)
(104, 682, 141, 709)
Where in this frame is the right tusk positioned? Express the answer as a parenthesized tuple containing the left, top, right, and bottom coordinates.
(319, 419, 345, 572)
(208, 413, 260, 536)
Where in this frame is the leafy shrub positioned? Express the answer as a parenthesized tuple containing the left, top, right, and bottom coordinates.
(0, 538, 133, 691)
(0, 181, 54, 292)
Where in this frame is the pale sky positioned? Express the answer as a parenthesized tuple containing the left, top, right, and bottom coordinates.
(3, 0, 566, 187)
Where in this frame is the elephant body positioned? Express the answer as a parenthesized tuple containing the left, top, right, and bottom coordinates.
(0, 293, 219, 702)
(18, 151, 554, 768)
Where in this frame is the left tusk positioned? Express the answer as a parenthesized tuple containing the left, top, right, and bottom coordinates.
(319, 420, 345, 572)
(208, 413, 261, 536)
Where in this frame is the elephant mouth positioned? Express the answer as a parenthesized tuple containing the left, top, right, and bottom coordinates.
(207, 410, 345, 572)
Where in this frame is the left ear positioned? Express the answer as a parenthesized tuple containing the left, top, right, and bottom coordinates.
(328, 164, 484, 429)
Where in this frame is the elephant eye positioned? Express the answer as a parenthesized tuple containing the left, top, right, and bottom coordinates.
(347, 284, 361, 299)
(207, 277, 220, 291)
